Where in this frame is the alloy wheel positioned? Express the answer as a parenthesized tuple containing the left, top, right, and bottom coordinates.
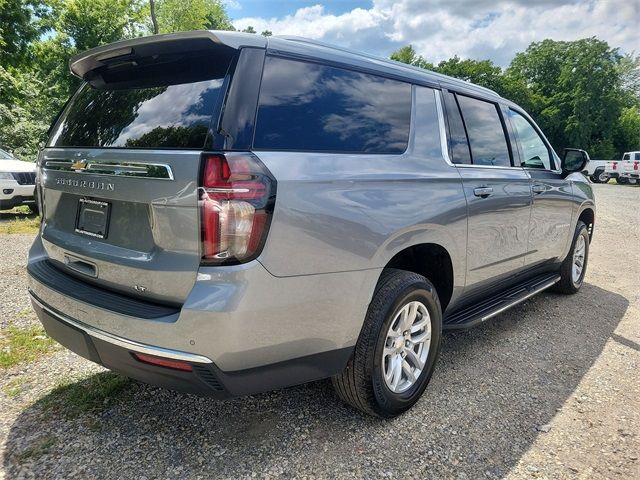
(382, 300, 431, 393)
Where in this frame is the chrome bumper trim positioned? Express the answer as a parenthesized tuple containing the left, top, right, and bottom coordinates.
(29, 290, 212, 364)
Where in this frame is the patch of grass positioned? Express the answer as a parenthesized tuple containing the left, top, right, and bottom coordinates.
(41, 372, 134, 418)
(0, 215, 40, 234)
(1, 205, 31, 215)
(17, 308, 35, 319)
(16, 434, 57, 462)
(3, 377, 27, 398)
(0, 325, 55, 368)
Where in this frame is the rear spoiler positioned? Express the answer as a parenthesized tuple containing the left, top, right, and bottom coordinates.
(69, 30, 267, 82)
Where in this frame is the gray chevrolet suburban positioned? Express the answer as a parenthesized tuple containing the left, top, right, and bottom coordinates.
(27, 31, 595, 417)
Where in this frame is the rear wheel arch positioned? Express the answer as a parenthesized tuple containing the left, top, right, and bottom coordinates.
(381, 243, 454, 312)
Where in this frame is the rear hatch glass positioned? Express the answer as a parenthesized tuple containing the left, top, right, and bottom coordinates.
(49, 51, 231, 149)
(40, 44, 236, 305)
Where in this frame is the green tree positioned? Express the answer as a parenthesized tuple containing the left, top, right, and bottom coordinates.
(390, 45, 433, 70)
(261, 30, 272, 37)
(57, 0, 143, 52)
(0, 0, 47, 67)
(435, 56, 511, 96)
(0, 66, 50, 159)
(154, 0, 234, 33)
(613, 106, 640, 154)
(390, 38, 636, 157)
(508, 38, 624, 156)
(242, 25, 256, 34)
(617, 53, 640, 105)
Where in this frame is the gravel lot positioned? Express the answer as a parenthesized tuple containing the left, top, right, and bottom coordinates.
(1, 183, 639, 479)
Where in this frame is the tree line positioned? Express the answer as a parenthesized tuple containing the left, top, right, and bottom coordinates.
(1, 0, 638, 160)
(392, 40, 639, 159)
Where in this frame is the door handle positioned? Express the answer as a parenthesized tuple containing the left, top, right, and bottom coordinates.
(473, 187, 493, 198)
(531, 184, 547, 194)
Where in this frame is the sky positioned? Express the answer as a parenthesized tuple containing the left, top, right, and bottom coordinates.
(224, 0, 639, 66)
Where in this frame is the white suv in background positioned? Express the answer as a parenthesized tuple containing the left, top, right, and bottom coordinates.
(0, 148, 38, 212)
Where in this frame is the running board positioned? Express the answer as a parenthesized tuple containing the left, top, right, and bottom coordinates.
(443, 273, 560, 330)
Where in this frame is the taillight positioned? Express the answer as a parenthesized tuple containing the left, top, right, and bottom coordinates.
(199, 152, 275, 265)
(634, 161, 639, 171)
(612, 162, 617, 170)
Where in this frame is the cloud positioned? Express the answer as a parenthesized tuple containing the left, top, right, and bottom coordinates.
(222, 0, 241, 10)
(232, 0, 639, 66)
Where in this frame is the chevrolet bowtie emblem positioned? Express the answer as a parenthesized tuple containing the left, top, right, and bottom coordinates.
(71, 160, 88, 171)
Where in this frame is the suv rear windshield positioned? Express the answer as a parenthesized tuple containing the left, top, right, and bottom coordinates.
(48, 59, 231, 149)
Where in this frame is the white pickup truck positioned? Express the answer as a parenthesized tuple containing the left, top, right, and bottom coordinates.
(605, 151, 640, 185)
(583, 159, 612, 183)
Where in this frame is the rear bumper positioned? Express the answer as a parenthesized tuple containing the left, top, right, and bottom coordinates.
(27, 234, 374, 396)
(31, 293, 226, 396)
(30, 292, 352, 398)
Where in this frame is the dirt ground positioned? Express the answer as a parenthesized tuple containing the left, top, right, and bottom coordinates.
(0, 182, 638, 479)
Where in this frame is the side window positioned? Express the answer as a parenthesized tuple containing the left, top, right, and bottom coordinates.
(442, 91, 471, 164)
(254, 56, 412, 153)
(414, 87, 444, 159)
(623, 153, 630, 160)
(508, 110, 553, 170)
(456, 94, 511, 167)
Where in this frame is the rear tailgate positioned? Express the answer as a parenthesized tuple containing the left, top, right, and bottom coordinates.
(39, 148, 202, 304)
(38, 31, 266, 305)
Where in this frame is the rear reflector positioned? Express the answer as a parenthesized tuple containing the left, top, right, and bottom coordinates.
(200, 153, 275, 265)
(132, 352, 193, 371)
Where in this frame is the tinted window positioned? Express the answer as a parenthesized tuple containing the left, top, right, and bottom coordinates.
(254, 57, 411, 153)
(623, 153, 630, 160)
(49, 79, 226, 148)
(508, 110, 553, 169)
(442, 91, 471, 164)
(414, 87, 444, 159)
(456, 95, 511, 167)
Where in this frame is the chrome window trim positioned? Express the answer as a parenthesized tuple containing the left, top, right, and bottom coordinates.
(42, 160, 175, 180)
(435, 90, 527, 171)
(456, 163, 526, 171)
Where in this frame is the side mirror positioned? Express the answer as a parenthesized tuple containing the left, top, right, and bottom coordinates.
(561, 148, 589, 175)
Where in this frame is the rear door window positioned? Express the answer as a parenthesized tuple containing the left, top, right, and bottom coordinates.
(456, 94, 511, 167)
(254, 56, 412, 153)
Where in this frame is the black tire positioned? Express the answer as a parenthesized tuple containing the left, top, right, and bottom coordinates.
(591, 169, 608, 183)
(616, 177, 628, 185)
(628, 177, 638, 185)
(553, 221, 589, 294)
(332, 269, 442, 418)
(28, 204, 39, 215)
